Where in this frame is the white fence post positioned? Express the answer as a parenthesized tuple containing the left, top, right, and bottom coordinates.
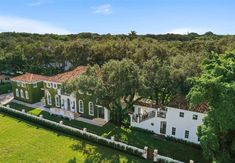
(189, 160, 194, 163)
(142, 146, 148, 159)
(111, 136, 115, 141)
(153, 149, 158, 162)
(39, 115, 43, 119)
(59, 121, 63, 125)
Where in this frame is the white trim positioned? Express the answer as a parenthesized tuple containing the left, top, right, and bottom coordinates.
(55, 95, 60, 107)
(47, 92, 52, 105)
(25, 90, 29, 99)
(33, 82, 38, 88)
(78, 100, 84, 113)
(88, 101, 94, 116)
(16, 88, 19, 97)
(20, 89, 24, 98)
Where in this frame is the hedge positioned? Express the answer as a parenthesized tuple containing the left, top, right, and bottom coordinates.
(0, 105, 144, 159)
(0, 83, 12, 95)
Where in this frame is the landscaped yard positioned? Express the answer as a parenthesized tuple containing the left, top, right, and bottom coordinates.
(6, 102, 208, 162)
(0, 113, 150, 163)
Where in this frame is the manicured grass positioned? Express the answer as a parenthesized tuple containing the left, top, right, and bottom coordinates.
(7, 102, 208, 162)
(0, 113, 149, 163)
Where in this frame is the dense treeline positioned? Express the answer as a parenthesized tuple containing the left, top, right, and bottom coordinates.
(1, 32, 235, 75)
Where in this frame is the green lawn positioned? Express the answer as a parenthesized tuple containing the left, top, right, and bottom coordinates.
(0, 113, 150, 163)
(7, 102, 208, 162)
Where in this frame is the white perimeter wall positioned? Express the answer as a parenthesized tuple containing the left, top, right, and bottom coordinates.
(130, 105, 205, 144)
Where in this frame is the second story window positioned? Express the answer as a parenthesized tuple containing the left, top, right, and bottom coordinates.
(33, 83, 37, 88)
(179, 112, 184, 118)
(193, 114, 198, 120)
(53, 83, 57, 89)
(47, 83, 51, 88)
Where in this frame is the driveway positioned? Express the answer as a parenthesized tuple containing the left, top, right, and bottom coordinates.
(0, 93, 14, 105)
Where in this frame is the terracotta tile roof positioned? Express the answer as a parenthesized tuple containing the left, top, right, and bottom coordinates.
(136, 98, 209, 113)
(45, 66, 87, 83)
(11, 73, 47, 83)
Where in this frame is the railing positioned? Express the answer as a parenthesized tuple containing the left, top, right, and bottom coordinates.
(132, 110, 156, 123)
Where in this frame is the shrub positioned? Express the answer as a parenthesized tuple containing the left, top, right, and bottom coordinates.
(0, 83, 12, 95)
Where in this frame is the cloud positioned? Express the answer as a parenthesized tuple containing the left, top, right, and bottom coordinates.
(91, 4, 112, 15)
(167, 28, 205, 34)
(0, 16, 71, 34)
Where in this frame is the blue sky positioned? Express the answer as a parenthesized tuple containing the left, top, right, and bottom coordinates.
(0, 0, 234, 34)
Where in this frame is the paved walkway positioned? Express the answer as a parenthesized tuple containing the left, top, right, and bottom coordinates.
(12, 100, 50, 112)
(0, 93, 14, 105)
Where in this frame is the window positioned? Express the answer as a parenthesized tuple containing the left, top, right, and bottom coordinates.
(172, 127, 176, 135)
(33, 83, 37, 88)
(16, 89, 19, 97)
(157, 111, 166, 118)
(72, 101, 76, 110)
(87, 92, 92, 95)
(55, 95, 60, 107)
(17, 82, 21, 86)
(89, 102, 94, 116)
(25, 91, 29, 99)
(79, 100, 84, 113)
(193, 114, 198, 120)
(78, 90, 84, 94)
(20, 89, 24, 98)
(61, 99, 65, 108)
(179, 112, 184, 117)
(22, 83, 26, 88)
(47, 83, 51, 88)
(53, 83, 57, 89)
(185, 130, 189, 139)
(160, 121, 167, 134)
(47, 92, 52, 105)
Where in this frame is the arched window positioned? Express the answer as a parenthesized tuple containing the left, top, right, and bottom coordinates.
(16, 89, 19, 97)
(55, 95, 60, 107)
(47, 92, 52, 105)
(20, 89, 24, 98)
(79, 100, 84, 113)
(89, 102, 94, 116)
(25, 91, 29, 99)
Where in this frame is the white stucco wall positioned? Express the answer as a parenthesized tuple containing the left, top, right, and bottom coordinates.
(130, 105, 205, 144)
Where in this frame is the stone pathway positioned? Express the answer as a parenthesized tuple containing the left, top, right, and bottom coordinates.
(0, 93, 14, 105)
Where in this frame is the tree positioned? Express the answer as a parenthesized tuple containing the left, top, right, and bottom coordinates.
(187, 52, 235, 162)
(128, 31, 137, 40)
(63, 59, 142, 125)
(141, 57, 178, 107)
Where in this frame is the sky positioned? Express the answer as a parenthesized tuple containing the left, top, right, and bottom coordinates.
(0, 0, 234, 35)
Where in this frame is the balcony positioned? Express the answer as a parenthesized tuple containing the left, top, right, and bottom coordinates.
(132, 110, 156, 123)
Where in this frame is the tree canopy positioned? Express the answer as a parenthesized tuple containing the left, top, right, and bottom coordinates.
(187, 52, 235, 162)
